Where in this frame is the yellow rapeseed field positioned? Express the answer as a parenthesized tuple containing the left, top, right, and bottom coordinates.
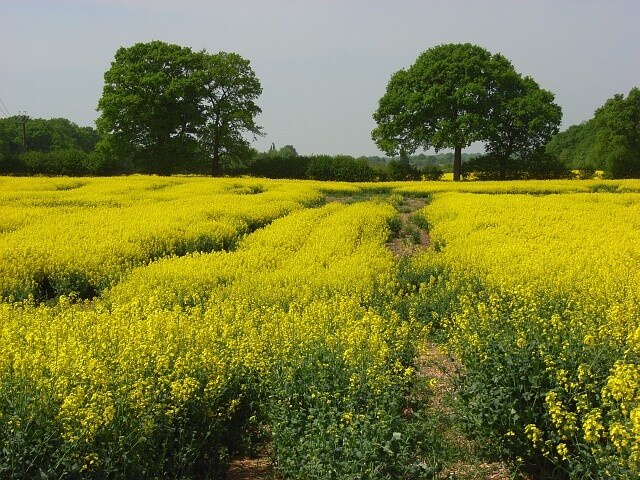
(406, 182, 640, 477)
(1, 175, 639, 478)
(0, 176, 323, 301)
(0, 177, 416, 478)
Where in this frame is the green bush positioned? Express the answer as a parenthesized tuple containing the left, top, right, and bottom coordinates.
(306, 155, 375, 182)
(421, 165, 444, 181)
(576, 168, 596, 180)
(248, 154, 310, 179)
(462, 152, 573, 180)
(18, 149, 93, 175)
(386, 160, 422, 181)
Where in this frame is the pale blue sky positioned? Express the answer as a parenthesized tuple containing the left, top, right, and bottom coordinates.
(2, 0, 639, 156)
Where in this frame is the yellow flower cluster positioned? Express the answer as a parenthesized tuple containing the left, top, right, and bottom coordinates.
(3, 175, 640, 477)
(0, 176, 416, 477)
(406, 184, 640, 476)
(0, 176, 323, 300)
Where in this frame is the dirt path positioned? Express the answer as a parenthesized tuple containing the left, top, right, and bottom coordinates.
(417, 343, 515, 480)
(326, 193, 431, 256)
(226, 456, 274, 480)
(386, 196, 431, 256)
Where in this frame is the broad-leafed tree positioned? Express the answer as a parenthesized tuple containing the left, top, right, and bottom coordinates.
(593, 87, 640, 178)
(483, 74, 562, 179)
(97, 41, 262, 175)
(197, 51, 263, 176)
(372, 43, 561, 181)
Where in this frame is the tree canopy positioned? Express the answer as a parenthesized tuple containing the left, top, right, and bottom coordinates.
(197, 51, 263, 175)
(96, 41, 262, 175)
(482, 74, 562, 179)
(547, 87, 640, 178)
(0, 116, 99, 157)
(593, 87, 640, 178)
(372, 43, 562, 180)
(546, 119, 601, 170)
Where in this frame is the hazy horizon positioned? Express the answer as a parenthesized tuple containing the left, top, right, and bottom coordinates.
(2, 0, 639, 157)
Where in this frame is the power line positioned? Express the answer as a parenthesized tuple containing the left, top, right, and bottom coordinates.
(0, 96, 10, 117)
(0, 100, 9, 117)
(17, 111, 29, 150)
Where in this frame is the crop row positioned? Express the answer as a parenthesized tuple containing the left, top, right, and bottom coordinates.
(0, 197, 422, 479)
(407, 190, 640, 478)
(0, 176, 323, 301)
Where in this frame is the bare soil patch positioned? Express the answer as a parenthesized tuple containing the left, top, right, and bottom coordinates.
(227, 455, 274, 480)
(386, 197, 431, 257)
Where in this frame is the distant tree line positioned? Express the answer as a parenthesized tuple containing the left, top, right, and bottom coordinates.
(0, 114, 441, 180)
(1, 40, 638, 180)
(546, 87, 640, 179)
(0, 116, 112, 175)
(366, 152, 479, 172)
(235, 144, 444, 181)
(0, 119, 444, 180)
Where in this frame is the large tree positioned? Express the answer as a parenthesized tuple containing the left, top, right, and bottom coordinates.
(483, 74, 562, 179)
(593, 87, 640, 178)
(97, 41, 202, 174)
(197, 52, 263, 176)
(372, 43, 561, 181)
(96, 41, 262, 175)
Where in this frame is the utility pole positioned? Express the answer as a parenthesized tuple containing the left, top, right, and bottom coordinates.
(18, 111, 29, 151)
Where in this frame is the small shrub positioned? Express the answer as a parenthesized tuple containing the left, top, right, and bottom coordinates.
(386, 160, 422, 181)
(576, 168, 596, 180)
(306, 155, 375, 182)
(408, 212, 430, 231)
(387, 215, 403, 236)
(422, 165, 444, 181)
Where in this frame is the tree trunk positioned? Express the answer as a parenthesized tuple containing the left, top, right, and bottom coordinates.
(499, 156, 507, 181)
(453, 146, 462, 181)
(211, 140, 222, 177)
(211, 155, 221, 176)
